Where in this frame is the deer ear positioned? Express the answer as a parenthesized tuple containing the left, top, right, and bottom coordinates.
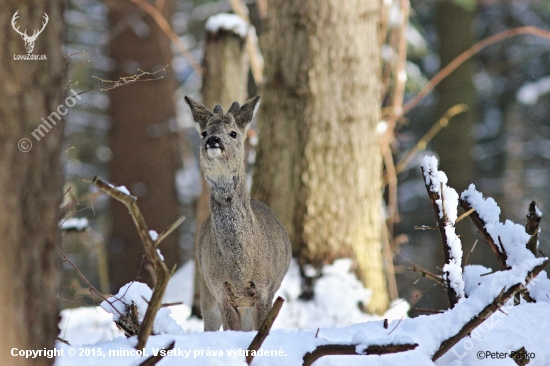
(184, 96, 213, 132)
(233, 96, 260, 131)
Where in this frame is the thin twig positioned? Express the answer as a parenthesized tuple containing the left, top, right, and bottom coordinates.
(403, 26, 550, 116)
(456, 208, 475, 224)
(390, 0, 410, 118)
(410, 265, 445, 287)
(383, 104, 468, 186)
(229, 0, 264, 86)
(459, 199, 508, 268)
(463, 239, 478, 267)
(91, 66, 168, 92)
(413, 308, 444, 314)
(56, 336, 71, 346)
(160, 302, 183, 308)
(58, 247, 124, 317)
(154, 215, 186, 247)
(129, 0, 202, 74)
(388, 316, 404, 335)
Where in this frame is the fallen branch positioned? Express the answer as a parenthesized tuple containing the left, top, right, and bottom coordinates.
(138, 341, 175, 366)
(459, 200, 508, 268)
(246, 296, 284, 365)
(91, 177, 184, 350)
(302, 343, 418, 366)
(432, 259, 548, 361)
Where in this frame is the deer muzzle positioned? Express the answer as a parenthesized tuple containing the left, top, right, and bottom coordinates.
(205, 136, 224, 157)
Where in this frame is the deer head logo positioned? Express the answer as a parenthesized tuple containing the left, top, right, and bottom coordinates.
(11, 11, 49, 54)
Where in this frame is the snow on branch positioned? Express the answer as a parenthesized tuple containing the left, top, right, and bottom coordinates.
(461, 184, 536, 268)
(302, 343, 418, 366)
(90, 176, 185, 350)
(525, 201, 542, 256)
(432, 258, 549, 361)
(421, 156, 464, 308)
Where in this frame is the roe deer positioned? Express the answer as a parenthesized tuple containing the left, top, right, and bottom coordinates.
(185, 96, 292, 331)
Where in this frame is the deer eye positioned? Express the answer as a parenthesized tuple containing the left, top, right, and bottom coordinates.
(201, 131, 207, 138)
(229, 131, 238, 139)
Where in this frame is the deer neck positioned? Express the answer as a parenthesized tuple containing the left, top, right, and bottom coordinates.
(206, 172, 254, 251)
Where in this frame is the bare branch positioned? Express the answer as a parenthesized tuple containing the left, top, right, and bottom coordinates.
(403, 26, 550, 116)
(410, 265, 446, 287)
(138, 341, 175, 366)
(303, 343, 418, 366)
(421, 165, 462, 308)
(91, 176, 181, 350)
(154, 215, 186, 247)
(383, 104, 468, 187)
(129, 0, 202, 75)
(246, 297, 284, 365)
(459, 200, 508, 268)
(91, 66, 168, 92)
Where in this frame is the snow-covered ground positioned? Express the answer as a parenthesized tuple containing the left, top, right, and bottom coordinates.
(55, 259, 550, 366)
(53, 157, 550, 365)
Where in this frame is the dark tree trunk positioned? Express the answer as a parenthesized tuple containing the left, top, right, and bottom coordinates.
(434, 1, 477, 195)
(0, 1, 64, 365)
(107, 1, 181, 291)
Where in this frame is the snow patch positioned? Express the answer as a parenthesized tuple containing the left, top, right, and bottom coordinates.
(60, 217, 89, 231)
(205, 13, 248, 38)
(517, 75, 550, 105)
(100, 281, 184, 335)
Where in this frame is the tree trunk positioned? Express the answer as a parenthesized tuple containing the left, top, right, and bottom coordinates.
(434, 1, 477, 195)
(107, 1, 181, 291)
(252, 0, 389, 314)
(434, 1, 479, 309)
(192, 24, 249, 316)
(0, 2, 64, 365)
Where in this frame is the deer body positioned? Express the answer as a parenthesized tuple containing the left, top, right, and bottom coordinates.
(185, 96, 291, 331)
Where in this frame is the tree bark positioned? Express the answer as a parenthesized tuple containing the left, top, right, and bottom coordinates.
(107, 0, 181, 291)
(192, 25, 249, 316)
(252, 0, 389, 314)
(0, 2, 64, 365)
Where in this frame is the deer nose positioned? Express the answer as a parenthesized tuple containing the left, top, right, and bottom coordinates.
(205, 136, 224, 150)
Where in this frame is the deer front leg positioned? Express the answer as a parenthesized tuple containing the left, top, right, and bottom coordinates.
(220, 297, 241, 330)
(200, 275, 222, 331)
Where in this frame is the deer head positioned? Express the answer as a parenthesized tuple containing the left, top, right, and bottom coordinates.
(12, 11, 49, 54)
